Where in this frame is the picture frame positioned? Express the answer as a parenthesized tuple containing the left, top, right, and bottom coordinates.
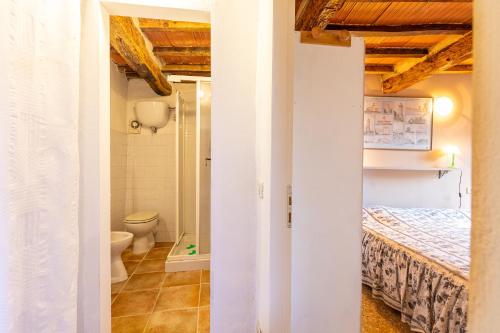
(363, 96, 433, 151)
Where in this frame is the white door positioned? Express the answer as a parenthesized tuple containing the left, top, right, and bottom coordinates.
(291, 35, 365, 332)
(176, 92, 185, 245)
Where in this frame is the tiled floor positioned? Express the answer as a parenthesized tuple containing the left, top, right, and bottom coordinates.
(113, 243, 407, 333)
(112, 242, 210, 333)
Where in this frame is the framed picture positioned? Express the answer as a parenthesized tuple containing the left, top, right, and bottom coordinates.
(363, 96, 433, 151)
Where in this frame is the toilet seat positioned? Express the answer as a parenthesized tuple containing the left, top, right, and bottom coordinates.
(124, 211, 159, 224)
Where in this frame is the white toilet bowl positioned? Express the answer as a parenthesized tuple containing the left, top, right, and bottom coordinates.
(124, 211, 159, 255)
(111, 231, 133, 283)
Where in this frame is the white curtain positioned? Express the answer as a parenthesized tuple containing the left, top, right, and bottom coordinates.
(0, 0, 80, 332)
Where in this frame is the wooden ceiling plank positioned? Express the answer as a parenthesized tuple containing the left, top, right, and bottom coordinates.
(443, 64, 473, 73)
(365, 47, 428, 58)
(110, 16, 172, 96)
(382, 32, 472, 93)
(296, 0, 346, 31)
(153, 47, 211, 57)
(326, 23, 471, 36)
(162, 64, 211, 72)
(138, 18, 210, 32)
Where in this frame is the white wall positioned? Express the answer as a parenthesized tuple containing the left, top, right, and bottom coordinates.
(110, 63, 128, 232)
(211, 0, 259, 331)
(364, 74, 472, 210)
(469, 0, 500, 331)
(291, 35, 364, 333)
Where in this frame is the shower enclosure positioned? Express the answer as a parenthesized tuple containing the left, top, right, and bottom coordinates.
(166, 78, 211, 271)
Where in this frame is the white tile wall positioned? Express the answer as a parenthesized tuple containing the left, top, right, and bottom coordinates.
(110, 130, 127, 231)
(125, 122, 178, 241)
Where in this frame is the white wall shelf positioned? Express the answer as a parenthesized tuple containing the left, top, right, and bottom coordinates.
(363, 166, 456, 179)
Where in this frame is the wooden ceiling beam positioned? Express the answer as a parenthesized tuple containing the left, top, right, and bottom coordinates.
(345, 0, 471, 2)
(153, 47, 211, 57)
(110, 16, 172, 96)
(295, 0, 346, 31)
(365, 47, 428, 58)
(162, 64, 211, 72)
(326, 23, 472, 36)
(382, 32, 472, 93)
(365, 64, 394, 74)
(443, 64, 473, 73)
(138, 18, 210, 32)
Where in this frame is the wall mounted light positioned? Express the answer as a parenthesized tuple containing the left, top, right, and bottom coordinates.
(444, 145, 460, 168)
(434, 97, 454, 117)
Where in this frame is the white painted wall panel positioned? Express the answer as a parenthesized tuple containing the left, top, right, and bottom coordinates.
(291, 36, 364, 333)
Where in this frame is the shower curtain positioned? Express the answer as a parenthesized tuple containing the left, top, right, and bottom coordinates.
(0, 0, 80, 332)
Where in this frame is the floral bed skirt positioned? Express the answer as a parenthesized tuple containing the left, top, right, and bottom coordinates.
(362, 230, 468, 333)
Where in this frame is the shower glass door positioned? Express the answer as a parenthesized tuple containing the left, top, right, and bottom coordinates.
(175, 92, 185, 245)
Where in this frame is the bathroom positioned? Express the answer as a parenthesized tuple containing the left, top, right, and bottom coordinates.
(109, 62, 211, 332)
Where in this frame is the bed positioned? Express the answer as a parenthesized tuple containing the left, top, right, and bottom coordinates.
(362, 206, 470, 333)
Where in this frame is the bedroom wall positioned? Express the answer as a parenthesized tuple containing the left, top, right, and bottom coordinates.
(363, 74, 472, 210)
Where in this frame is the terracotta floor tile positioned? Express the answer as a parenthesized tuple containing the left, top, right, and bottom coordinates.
(135, 260, 166, 274)
(145, 248, 170, 260)
(154, 242, 174, 248)
(163, 271, 201, 287)
(111, 281, 127, 296)
(124, 272, 165, 291)
(154, 285, 200, 311)
(122, 249, 147, 261)
(198, 307, 210, 333)
(201, 269, 210, 283)
(146, 309, 198, 333)
(200, 284, 210, 307)
(112, 314, 150, 333)
(124, 261, 140, 275)
(112, 290, 159, 317)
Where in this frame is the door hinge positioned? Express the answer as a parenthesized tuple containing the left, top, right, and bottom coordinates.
(287, 185, 292, 228)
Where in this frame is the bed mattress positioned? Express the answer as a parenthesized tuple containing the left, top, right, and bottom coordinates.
(362, 206, 470, 333)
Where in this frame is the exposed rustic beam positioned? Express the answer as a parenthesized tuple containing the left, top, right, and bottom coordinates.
(365, 64, 394, 74)
(345, 0, 471, 2)
(110, 16, 172, 96)
(326, 23, 472, 36)
(300, 28, 351, 47)
(365, 47, 428, 58)
(295, 0, 346, 31)
(162, 64, 211, 72)
(138, 18, 210, 32)
(153, 47, 211, 57)
(382, 32, 472, 93)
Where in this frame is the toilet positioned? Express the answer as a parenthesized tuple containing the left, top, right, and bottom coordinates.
(124, 211, 159, 254)
(111, 231, 133, 283)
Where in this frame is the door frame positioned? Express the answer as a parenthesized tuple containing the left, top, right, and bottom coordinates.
(79, 1, 210, 331)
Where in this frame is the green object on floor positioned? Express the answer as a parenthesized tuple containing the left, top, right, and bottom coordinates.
(187, 244, 195, 249)
(188, 250, 197, 255)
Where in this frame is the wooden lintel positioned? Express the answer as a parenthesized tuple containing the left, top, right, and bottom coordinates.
(162, 64, 211, 72)
(110, 16, 172, 96)
(326, 23, 472, 36)
(153, 47, 211, 57)
(300, 27, 351, 47)
(138, 18, 210, 32)
(296, 0, 346, 31)
(365, 47, 428, 58)
(365, 64, 394, 74)
(382, 32, 473, 93)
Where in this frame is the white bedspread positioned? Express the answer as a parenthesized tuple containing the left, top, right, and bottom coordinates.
(363, 206, 471, 279)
